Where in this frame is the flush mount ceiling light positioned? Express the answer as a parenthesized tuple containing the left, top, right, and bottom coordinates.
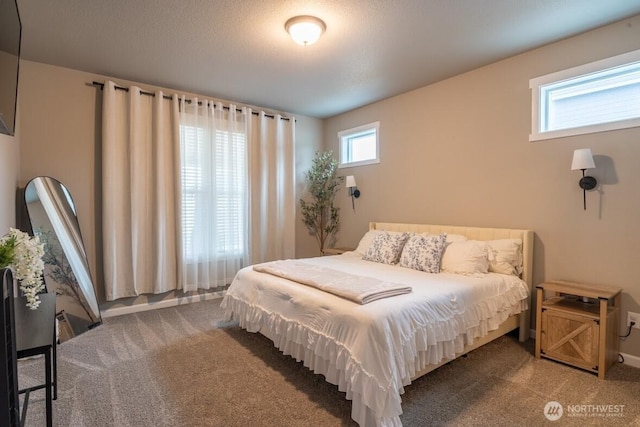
(285, 15, 326, 46)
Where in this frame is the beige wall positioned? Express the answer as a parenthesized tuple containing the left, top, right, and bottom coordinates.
(18, 60, 322, 308)
(295, 116, 326, 258)
(19, 62, 100, 297)
(325, 15, 640, 356)
(0, 81, 19, 231)
(0, 129, 19, 231)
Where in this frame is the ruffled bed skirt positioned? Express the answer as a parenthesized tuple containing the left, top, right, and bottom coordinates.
(221, 292, 527, 427)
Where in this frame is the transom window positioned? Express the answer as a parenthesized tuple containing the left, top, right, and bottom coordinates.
(338, 122, 380, 168)
(530, 49, 640, 141)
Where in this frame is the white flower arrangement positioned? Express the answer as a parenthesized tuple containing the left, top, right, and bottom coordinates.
(0, 228, 46, 309)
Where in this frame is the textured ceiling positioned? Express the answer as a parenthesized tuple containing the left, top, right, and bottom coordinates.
(16, 0, 640, 118)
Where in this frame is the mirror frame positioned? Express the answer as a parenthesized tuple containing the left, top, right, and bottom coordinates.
(24, 176, 101, 340)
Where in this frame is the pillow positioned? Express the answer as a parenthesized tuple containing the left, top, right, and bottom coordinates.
(362, 232, 410, 265)
(441, 240, 492, 274)
(445, 233, 468, 243)
(487, 239, 523, 276)
(399, 234, 447, 273)
(354, 230, 410, 256)
(419, 232, 467, 243)
(353, 230, 380, 256)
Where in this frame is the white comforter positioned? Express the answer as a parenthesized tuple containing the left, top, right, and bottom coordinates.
(221, 253, 529, 426)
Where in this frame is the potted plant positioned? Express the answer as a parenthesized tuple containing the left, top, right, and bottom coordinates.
(300, 151, 344, 253)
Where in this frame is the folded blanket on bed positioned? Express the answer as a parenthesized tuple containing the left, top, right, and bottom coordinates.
(253, 260, 412, 304)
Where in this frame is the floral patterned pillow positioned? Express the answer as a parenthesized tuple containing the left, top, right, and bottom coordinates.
(354, 230, 407, 256)
(362, 232, 410, 265)
(399, 233, 447, 273)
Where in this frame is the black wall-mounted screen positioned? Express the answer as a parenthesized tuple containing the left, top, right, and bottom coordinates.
(0, 0, 21, 136)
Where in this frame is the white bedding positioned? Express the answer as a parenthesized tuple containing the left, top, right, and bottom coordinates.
(221, 253, 529, 426)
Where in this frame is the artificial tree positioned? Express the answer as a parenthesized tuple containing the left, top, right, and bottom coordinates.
(300, 151, 344, 253)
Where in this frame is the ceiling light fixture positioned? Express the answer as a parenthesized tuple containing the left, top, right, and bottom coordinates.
(285, 15, 326, 46)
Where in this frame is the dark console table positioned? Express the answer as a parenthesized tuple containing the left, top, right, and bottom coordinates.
(14, 293, 56, 427)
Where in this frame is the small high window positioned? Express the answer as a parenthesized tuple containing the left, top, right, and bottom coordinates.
(530, 49, 640, 141)
(338, 122, 380, 168)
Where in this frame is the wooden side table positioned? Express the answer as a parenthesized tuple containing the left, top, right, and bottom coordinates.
(15, 293, 57, 427)
(535, 280, 622, 379)
(321, 247, 354, 256)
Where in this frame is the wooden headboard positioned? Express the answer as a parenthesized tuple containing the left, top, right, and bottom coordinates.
(369, 222, 534, 340)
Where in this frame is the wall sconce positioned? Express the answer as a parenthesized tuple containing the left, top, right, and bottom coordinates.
(571, 148, 597, 210)
(345, 175, 360, 210)
(285, 15, 326, 46)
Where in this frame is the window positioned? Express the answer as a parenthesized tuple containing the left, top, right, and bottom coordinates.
(338, 121, 380, 167)
(180, 125, 247, 261)
(530, 49, 640, 141)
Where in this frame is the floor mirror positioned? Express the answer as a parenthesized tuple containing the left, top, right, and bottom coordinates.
(24, 177, 101, 342)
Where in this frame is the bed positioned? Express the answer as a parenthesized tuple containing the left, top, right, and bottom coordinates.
(221, 222, 534, 426)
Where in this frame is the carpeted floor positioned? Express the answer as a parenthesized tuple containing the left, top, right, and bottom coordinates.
(18, 298, 640, 426)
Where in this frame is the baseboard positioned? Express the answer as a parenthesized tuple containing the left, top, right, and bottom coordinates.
(620, 352, 640, 369)
(101, 290, 226, 319)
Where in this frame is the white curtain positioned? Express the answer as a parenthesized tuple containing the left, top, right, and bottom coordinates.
(102, 81, 181, 300)
(247, 110, 296, 263)
(179, 99, 249, 291)
(102, 80, 295, 298)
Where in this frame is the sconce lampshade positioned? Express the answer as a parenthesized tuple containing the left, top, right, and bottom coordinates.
(571, 148, 596, 171)
(285, 15, 326, 46)
(345, 175, 357, 188)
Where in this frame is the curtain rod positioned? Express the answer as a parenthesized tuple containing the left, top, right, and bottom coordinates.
(91, 81, 292, 122)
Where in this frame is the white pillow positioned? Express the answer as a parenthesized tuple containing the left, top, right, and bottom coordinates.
(441, 240, 492, 274)
(487, 239, 523, 276)
(362, 232, 410, 265)
(354, 230, 410, 256)
(399, 234, 447, 273)
(445, 233, 468, 243)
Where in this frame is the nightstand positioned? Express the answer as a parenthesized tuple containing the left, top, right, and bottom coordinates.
(321, 247, 353, 256)
(535, 280, 622, 379)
